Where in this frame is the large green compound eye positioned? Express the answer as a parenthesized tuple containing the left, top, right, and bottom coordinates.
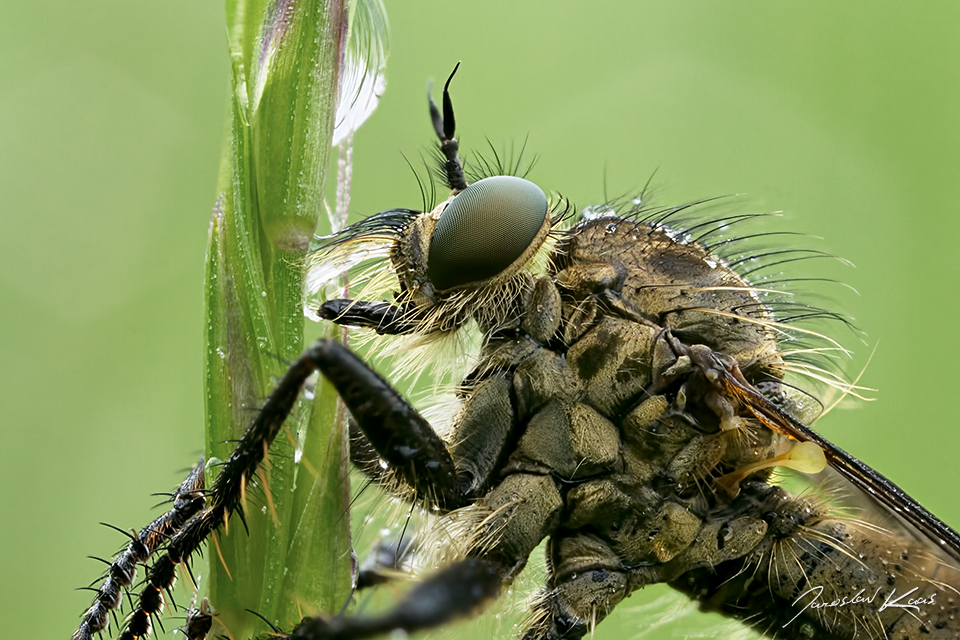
(428, 175, 548, 291)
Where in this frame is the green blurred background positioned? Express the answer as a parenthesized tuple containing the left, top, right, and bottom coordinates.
(2, 1, 959, 638)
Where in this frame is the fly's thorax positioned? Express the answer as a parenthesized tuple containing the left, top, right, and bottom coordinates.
(555, 217, 785, 380)
(455, 207, 795, 482)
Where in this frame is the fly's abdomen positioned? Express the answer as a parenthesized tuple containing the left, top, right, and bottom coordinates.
(672, 485, 960, 639)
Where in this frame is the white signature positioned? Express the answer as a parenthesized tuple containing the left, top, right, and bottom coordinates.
(783, 584, 937, 628)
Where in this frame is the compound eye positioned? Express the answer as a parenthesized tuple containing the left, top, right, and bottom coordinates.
(428, 176, 548, 291)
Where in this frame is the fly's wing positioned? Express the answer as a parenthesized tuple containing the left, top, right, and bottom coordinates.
(717, 359, 960, 566)
(753, 378, 824, 428)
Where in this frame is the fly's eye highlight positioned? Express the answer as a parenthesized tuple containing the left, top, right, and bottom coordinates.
(428, 175, 548, 290)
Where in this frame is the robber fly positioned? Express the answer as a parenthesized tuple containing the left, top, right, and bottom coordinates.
(73, 65, 960, 640)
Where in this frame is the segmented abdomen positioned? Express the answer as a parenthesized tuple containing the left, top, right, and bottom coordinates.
(673, 487, 960, 639)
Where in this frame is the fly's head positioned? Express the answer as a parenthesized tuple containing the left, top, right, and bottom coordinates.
(309, 65, 571, 338)
(389, 174, 558, 330)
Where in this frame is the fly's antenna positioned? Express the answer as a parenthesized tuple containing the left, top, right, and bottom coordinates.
(428, 62, 468, 192)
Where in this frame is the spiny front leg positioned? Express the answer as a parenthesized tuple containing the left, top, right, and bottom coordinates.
(117, 338, 462, 639)
(71, 461, 205, 640)
(115, 346, 324, 640)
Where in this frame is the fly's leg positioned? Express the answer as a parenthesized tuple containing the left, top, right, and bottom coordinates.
(117, 346, 342, 640)
(291, 558, 501, 640)
(116, 339, 464, 639)
(313, 339, 464, 509)
(523, 534, 629, 640)
(71, 460, 206, 640)
(473, 473, 565, 578)
(523, 513, 768, 640)
(522, 487, 773, 640)
(290, 472, 563, 640)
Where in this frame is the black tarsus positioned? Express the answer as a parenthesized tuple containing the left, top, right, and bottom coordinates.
(72, 460, 206, 640)
(428, 62, 468, 191)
